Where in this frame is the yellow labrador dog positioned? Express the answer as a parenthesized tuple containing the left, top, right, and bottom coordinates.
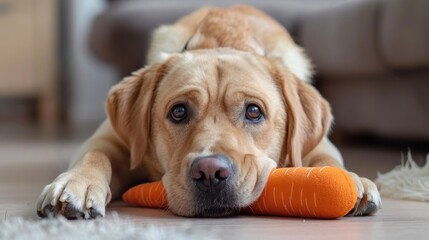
(37, 5, 381, 219)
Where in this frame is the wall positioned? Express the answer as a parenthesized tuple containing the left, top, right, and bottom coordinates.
(66, 0, 118, 127)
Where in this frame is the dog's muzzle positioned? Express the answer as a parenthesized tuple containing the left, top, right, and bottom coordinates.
(189, 154, 239, 217)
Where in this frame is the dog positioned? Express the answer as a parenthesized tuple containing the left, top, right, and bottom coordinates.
(37, 5, 381, 219)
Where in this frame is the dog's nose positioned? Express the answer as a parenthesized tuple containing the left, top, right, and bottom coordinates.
(190, 155, 233, 192)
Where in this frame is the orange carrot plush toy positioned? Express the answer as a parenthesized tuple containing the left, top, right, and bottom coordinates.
(122, 167, 357, 219)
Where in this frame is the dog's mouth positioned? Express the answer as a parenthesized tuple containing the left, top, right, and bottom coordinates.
(195, 206, 240, 217)
(193, 195, 240, 217)
(192, 185, 240, 217)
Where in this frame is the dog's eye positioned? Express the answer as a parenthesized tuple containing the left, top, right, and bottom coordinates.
(245, 104, 263, 123)
(169, 104, 188, 123)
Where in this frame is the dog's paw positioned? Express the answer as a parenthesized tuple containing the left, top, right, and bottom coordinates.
(36, 170, 111, 219)
(348, 172, 382, 216)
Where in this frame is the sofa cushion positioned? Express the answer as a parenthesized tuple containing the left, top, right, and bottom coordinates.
(322, 72, 429, 140)
(89, 0, 353, 75)
(378, 0, 429, 70)
(300, 0, 388, 78)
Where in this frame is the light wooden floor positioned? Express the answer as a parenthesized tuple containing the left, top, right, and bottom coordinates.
(1, 140, 429, 239)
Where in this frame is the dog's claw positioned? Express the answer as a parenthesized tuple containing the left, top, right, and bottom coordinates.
(42, 205, 59, 218)
(63, 203, 83, 219)
(89, 208, 103, 219)
(36, 210, 44, 218)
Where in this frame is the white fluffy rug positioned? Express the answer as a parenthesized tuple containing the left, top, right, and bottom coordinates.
(375, 152, 429, 201)
(0, 213, 218, 240)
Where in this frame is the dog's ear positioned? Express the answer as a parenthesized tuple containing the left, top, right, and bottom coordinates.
(271, 62, 332, 167)
(106, 57, 178, 169)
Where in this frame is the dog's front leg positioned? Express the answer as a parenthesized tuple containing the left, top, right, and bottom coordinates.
(36, 120, 139, 219)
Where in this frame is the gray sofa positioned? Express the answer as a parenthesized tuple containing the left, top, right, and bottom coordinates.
(89, 0, 429, 165)
(299, 0, 429, 141)
(90, 0, 345, 75)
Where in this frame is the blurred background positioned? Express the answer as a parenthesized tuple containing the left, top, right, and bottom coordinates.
(0, 0, 428, 179)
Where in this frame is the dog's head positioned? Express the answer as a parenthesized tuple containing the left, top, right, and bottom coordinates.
(107, 48, 331, 217)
